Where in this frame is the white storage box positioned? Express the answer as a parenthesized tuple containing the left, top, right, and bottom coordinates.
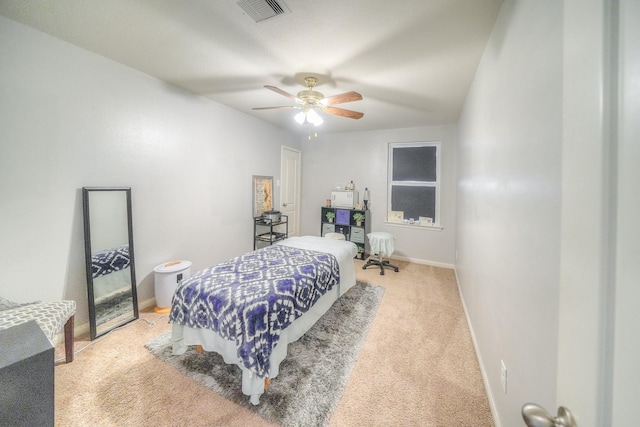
(153, 260, 192, 312)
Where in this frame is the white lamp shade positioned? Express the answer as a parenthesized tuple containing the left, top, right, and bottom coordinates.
(294, 111, 306, 124)
(307, 109, 323, 126)
(294, 109, 323, 126)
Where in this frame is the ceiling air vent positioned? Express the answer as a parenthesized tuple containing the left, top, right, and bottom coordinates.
(236, 0, 291, 23)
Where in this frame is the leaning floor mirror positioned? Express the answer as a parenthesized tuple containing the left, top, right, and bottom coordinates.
(82, 187, 139, 340)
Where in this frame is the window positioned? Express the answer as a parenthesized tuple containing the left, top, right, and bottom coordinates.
(387, 142, 440, 226)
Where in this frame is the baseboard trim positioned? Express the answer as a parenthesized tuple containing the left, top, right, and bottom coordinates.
(454, 268, 501, 427)
(389, 254, 454, 269)
(138, 297, 157, 311)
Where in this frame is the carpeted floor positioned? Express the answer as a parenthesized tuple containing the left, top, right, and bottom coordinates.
(145, 281, 384, 427)
(53, 259, 495, 426)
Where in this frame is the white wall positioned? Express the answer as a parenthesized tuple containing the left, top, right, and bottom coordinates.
(299, 125, 457, 266)
(0, 16, 299, 329)
(456, 1, 562, 426)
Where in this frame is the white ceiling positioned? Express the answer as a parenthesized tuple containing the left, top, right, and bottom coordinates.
(0, 0, 503, 135)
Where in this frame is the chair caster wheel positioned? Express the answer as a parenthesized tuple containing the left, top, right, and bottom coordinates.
(380, 271, 384, 275)
(394, 268, 399, 272)
(362, 266, 366, 270)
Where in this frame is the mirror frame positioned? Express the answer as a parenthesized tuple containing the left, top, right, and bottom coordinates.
(82, 187, 139, 340)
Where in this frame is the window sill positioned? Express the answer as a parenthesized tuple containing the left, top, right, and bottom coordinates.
(384, 221, 444, 231)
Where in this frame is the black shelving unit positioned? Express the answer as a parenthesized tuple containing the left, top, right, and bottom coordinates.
(320, 207, 370, 259)
(254, 215, 288, 250)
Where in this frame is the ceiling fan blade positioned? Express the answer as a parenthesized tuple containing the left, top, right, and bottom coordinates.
(264, 85, 301, 102)
(322, 106, 364, 119)
(322, 91, 362, 106)
(252, 106, 296, 110)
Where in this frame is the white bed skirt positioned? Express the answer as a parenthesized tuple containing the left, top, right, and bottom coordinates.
(171, 236, 357, 405)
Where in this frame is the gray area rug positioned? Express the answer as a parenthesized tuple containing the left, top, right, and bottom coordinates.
(145, 281, 384, 427)
(96, 292, 133, 326)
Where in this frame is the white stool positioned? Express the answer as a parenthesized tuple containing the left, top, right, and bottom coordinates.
(363, 232, 399, 275)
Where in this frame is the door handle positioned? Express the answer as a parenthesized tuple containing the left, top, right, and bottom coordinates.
(282, 203, 288, 207)
(522, 403, 577, 427)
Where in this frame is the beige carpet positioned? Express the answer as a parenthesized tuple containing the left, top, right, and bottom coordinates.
(53, 259, 494, 426)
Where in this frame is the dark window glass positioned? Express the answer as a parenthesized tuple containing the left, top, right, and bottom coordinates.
(390, 185, 436, 222)
(392, 146, 437, 181)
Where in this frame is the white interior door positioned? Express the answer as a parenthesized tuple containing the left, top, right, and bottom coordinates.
(280, 146, 300, 237)
(609, 1, 639, 425)
(553, 2, 638, 427)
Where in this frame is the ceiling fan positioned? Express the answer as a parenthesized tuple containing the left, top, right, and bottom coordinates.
(252, 77, 364, 125)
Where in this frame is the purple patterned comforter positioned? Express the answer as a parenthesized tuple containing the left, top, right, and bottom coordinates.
(169, 244, 340, 377)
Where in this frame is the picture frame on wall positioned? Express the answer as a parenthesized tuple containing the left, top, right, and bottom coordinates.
(253, 175, 273, 217)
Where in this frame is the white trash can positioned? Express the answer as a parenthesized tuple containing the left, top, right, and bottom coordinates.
(153, 260, 192, 313)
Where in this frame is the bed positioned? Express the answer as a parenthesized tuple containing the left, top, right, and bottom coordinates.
(169, 236, 358, 404)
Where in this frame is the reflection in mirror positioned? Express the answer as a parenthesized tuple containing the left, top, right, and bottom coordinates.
(82, 187, 138, 340)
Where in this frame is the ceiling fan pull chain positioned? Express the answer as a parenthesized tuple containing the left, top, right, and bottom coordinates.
(306, 128, 318, 140)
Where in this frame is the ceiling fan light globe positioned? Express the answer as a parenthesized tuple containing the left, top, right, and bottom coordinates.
(294, 111, 306, 124)
(307, 109, 323, 126)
